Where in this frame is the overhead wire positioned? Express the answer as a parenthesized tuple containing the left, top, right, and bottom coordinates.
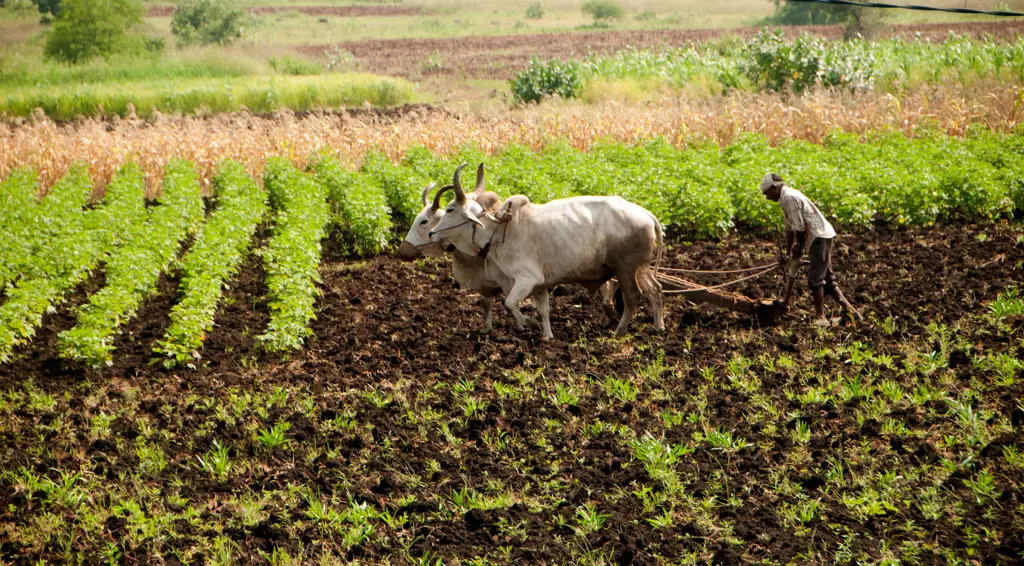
(787, 0, 1024, 18)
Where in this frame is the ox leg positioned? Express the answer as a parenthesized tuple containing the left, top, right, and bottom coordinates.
(639, 269, 665, 331)
(614, 273, 642, 338)
(533, 289, 553, 340)
(480, 296, 494, 334)
(504, 282, 542, 333)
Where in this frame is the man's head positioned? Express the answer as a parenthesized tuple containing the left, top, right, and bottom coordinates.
(760, 173, 785, 202)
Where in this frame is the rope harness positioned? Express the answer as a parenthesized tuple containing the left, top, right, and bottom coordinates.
(429, 209, 511, 259)
(657, 263, 780, 295)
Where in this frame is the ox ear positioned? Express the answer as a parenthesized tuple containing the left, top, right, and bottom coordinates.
(473, 163, 486, 197)
(432, 184, 454, 211)
(421, 182, 437, 207)
(452, 163, 468, 204)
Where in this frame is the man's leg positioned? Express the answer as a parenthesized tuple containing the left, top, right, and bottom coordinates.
(807, 238, 829, 323)
(823, 240, 863, 321)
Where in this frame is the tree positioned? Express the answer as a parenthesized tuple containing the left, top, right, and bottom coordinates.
(171, 0, 245, 46)
(34, 0, 61, 18)
(766, 0, 879, 38)
(44, 0, 142, 63)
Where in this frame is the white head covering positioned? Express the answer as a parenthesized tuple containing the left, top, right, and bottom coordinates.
(760, 173, 782, 194)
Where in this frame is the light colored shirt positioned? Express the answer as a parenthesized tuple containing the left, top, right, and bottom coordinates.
(779, 186, 836, 240)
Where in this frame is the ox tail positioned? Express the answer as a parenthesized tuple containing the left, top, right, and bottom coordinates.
(650, 211, 664, 275)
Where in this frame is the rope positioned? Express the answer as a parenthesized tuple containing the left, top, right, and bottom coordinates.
(788, 0, 1024, 17)
(657, 262, 780, 275)
(659, 264, 781, 295)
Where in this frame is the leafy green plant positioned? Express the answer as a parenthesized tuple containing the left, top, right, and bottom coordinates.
(510, 56, 582, 104)
(258, 158, 330, 352)
(155, 160, 268, 367)
(0, 164, 146, 362)
(269, 55, 321, 75)
(581, 0, 623, 21)
(257, 420, 291, 449)
(59, 159, 203, 366)
(525, 1, 544, 19)
(574, 503, 610, 536)
(44, 0, 143, 63)
(309, 153, 392, 256)
(171, 0, 246, 46)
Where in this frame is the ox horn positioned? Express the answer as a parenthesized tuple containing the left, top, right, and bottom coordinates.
(452, 163, 468, 204)
(473, 163, 486, 197)
(432, 184, 454, 211)
(421, 182, 437, 207)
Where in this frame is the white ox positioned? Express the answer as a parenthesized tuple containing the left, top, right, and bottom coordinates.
(397, 165, 508, 333)
(398, 164, 617, 333)
(429, 164, 664, 339)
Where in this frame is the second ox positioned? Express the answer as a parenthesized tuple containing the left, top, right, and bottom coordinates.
(429, 163, 665, 340)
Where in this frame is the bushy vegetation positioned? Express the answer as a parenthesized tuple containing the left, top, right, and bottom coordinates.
(43, 0, 143, 63)
(259, 158, 330, 352)
(310, 154, 392, 257)
(171, 0, 246, 46)
(154, 160, 267, 368)
(373, 129, 1023, 239)
(510, 56, 582, 104)
(523, 32, 1024, 100)
(525, 1, 544, 20)
(269, 55, 321, 76)
(581, 0, 623, 21)
(58, 159, 202, 367)
(0, 73, 415, 119)
(0, 164, 145, 362)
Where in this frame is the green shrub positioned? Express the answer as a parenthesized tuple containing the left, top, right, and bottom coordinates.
(525, 1, 544, 19)
(44, 0, 143, 63)
(582, 0, 623, 21)
(171, 0, 246, 46)
(510, 56, 581, 104)
(269, 55, 322, 76)
(743, 29, 875, 93)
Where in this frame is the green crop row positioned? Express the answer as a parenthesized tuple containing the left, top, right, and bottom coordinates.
(364, 128, 1024, 240)
(310, 153, 392, 257)
(259, 158, 330, 353)
(154, 160, 269, 368)
(0, 164, 146, 363)
(0, 165, 92, 290)
(58, 159, 203, 367)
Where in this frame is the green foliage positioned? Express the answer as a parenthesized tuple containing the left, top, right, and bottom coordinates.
(171, 0, 246, 46)
(581, 0, 623, 21)
(269, 55, 321, 76)
(359, 149, 432, 227)
(309, 154, 392, 257)
(510, 56, 582, 104)
(33, 0, 60, 17)
(743, 29, 875, 93)
(154, 160, 268, 367)
(0, 166, 90, 290)
(44, 0, 143, 64)
(58, 159, 203, 367)
(765, 0, 861, 25)
(259, 158, 330, 352)
(525, 1, 544, 19)
(0, 164, 146, 362)
(0, 73, 415, 120)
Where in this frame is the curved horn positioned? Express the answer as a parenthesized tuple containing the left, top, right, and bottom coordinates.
(473, 163, 486, 197)
(452, 163, 468, 203)
(421, 182, 436, 207)
(432, 184, 454, 211)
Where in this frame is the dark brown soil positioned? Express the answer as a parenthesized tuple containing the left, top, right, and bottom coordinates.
(299, 20, 1024, 79)
(0, 224, 1022, 564)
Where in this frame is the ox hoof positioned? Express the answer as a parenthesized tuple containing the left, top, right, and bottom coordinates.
(525, 318, 542, 331)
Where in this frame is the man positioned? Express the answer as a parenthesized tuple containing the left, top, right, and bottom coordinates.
(760, 173, 862, 326)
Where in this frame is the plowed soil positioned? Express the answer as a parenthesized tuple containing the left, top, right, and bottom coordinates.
(300, 20, 1024, 79)
(147, 5, 423, 17)
(1, 224, 1022, 564)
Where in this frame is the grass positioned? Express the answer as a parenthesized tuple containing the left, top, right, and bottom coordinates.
(0, 72, 415, 119)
